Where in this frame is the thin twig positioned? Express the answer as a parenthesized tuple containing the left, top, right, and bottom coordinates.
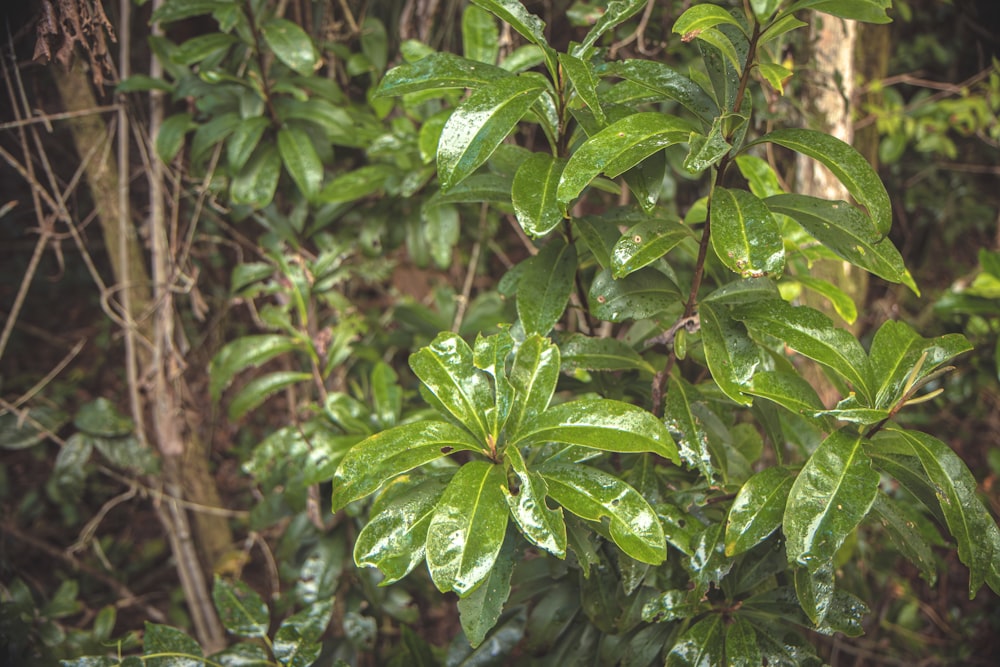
(8, 338, 87, 410)
(452, 203, 489, 333)
(0, 105, 119, 130)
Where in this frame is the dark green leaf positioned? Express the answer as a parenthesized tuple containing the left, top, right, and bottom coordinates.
(272, 624, 322, 667)
(227, 371, 312, 421)
(611, 218, 691, 278)
(354, 475, 449, 584)
(212, 577, 268, 638)
(74, 398, 133, 437)
(698, 301, 758, 406)
(457, 534, 515, 647)
(144, 622, 203, 666)
(589, 267, 681, 322)
(642, 589, 708, 623)
(210, 642, 271, 666)
(209, 334, 302, 402)
(474, 331, 516, 439)
(438, 75, 547, 190)
(794, 275, 858, 324)
(504, 446, 566, 557)
(869, 492, 939, 585)
(116, 74, 175, 93)
(557, 113, 694, 210)
(753, 129, 891, 235)
(447, 607, 527, 667)
(511, 153, 568, 237)
(331, 421, 482, 510)
(711, 187, 784, 278)
(172, 33, 237, 65)
(280, 597, 335, 644)
(470, 0, 554, 58)
(230, 144, 281, 209)
(559, 53, 605, 125)
(745, 371, 831, 428)
(602, 60, 719, 124)
(784, 430, 879, 570)
(516, 236, 577, 336)
(574, 0, 646, 55)
(226, 116, 270, 172)
(151, 0, 232, 24)
(375, 53, 512, 97)
(277, 125, 323, 200)
(541, 462, 666, 564)
(703, 277, 780, 305)
(411, 332, 495, 444)
(156, 112, 194, 163)
(261, 18, 318, 76)
(664, 375, 715, 481)
(674, 4, 746, 38)
(665, 614, 724, 667)
(506, 334, 560, 436)
(426, 461, 509, 595)
(766, 194, 917, 293)
(511, 397, 679, 463)
(559, 333, 655, 374)
(573, 214, 622, 270)
(794, 561, 834, 625)
(726, 466, 795, 556)
(318, 165, 395, 203)
(430, 173, 514, 205)
(726, 616, 763, 667)
(732, 299, 873, 403)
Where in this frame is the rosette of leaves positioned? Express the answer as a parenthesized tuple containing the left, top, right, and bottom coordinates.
(331, 330, 679, 645)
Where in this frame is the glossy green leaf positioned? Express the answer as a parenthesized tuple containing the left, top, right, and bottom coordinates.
(0, 407, 66, 450)
(230, 144, 281, 209)
(750, 0, 782, 21)
(621, 147, 667, 214)
(703, 277, 781, 305)
(144, 622, 203, 665)
(574, 0, 646, 55)
(516, 237, 577, 336)
(794, 275, 857, 324)
(557, 113, 694, 210)
(331, 421, 482, 510)
(794, 560, 835, 625)
(500, 44, 546, 72)
(602, 60, 719, 124)
(784, 430, 879, 570)
(665, 615, 723, 667)
(813, 394, 889, 425)
(449, 608, 527, 666)
(692, 26, 745, 75)
(462, 4, 499, 65)
(212, 577, 268, 638)
(759, 61, 794, 95)
(511, 397, 679, 463)
(262, 18, 318, 75)
(573, 214, 621, 269)
(116, 74, 175, 93)
(471, 0, 552, 53)
(426, 461, 509, 595)
(457, 535, 515, 648)
(354, 475, 449, 584)
(277, 126, 323, 200)
(279, 597, 334, 644)
(783, 0, 891, 24)
(506, 334, 560, 436)
(155, 112, 193, 163)
(589, 267, 681, 322)
(684, 115, 731, 173)
(688, 521, 733, 595)
(227, 371, 312, 421)
(766, 194, 917, 293)
(726, 616, 763, 667)
(698, 301, 758, 406)
(503, 446, 566, 557)
(673, 4, 746, 39)
(611, 218, 691, 279)
(173, 32, 237, 65)
(438, 75, 547, 190)
(726, 466, 795, 556)
(559, 333, 655, 374)
(711, 187, 784, 278)
(734, 154, 784, 198)
(540, 462, 666, 564)
(745, 370, 828, 423)
(559, 53, 605, 125)
(74, 398, 133, 437)
(875, 427, 999, 597)
(375, 52, 511, 96)
(150, 0, 231, 24)
(430, 173, 513, 205)
(753, 129, 891, 234)
(869, 492, 939, 585)
(190, 112, 239, 166)
(473, 331, 516, 439)
(511, 153, 567, 237)
(642, 589, 708, 623)
(318, 165, 395, 203)
(410, 332, 494, 443)
(868, 319, 971, 409)
(732, 299, 873, 403)
(226, 116, 270, 172)
(272, 624, 322, 667)
(664, 375, 715, 481)
(210, 643, 270, 666)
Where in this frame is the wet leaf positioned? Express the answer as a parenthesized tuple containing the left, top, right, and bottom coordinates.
(209, 334, 302, 402)
(711, 187, 784, 278)
(698, 301, 758, 406)
(557, 112, 694, 210)
(517, 236, 577, 336)
(331, 421, 482, 510)
(426, 461, 509, 595)
(601, 60, 719, 124)
(227, 371, 313, 421)
(754, 129, 891, 235)
(457, 534, 515, 647)
(212, 577, 268, 638)
(272, 624, 321, 667)
(611, 218, 691, 279)
(726, 466, 795, 556)
(559, 333, 655, 374)
(156, 112, 193, 163)
(784, 430, 879, 570)
(462, 4, 499, 65)
(869, 492, 939, 585)
(511, 153, 567, 237)
(664, 375, 715, 481)
(540, 462, 666, 564)
(278, 125, 323, 200)
(411, 332, 495, 443)
(226, 116, 270, 172)
(262, 18, 318, 75)
(438, 75, 547, 190)
(684, 115, 730, 173)
(665, 614, 723, 667)
(589, 267, 682, 322)
(725, 616, 762, 667)
(230, 144, 281, 209)
(318, 165, 396, 203)
(511, 397, 679, 463)
(503, 446, 566, 557)
(559, 52, 605, 125)
(794, 561, 834, 625)
(574, 0, 646, 55)
(783, 0, 891, 24)
(144, 622, 203, 665)
(375, 52, 511, 97)
(354, 475, 449, 584)
(506, 334, 560, 436)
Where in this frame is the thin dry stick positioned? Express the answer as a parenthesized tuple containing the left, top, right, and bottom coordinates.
(0, 105, 118, 130)
(8, 338, 86, 410)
